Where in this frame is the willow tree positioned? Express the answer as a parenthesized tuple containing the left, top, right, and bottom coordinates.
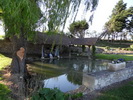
(0, 0, 99, 78)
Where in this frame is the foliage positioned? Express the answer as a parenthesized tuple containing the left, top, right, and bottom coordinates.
(0, 8, 2, 19)
(103, 0, 133, 40)
(0, 0, 99, 38)
(31, 88, 83, 100)
(69, 20, 89, 38)
(96, 40, 131, 48)
(70, 92, 83, 99)
(31, 88, 67, 100)
(39, 0, 98, 32)
(96, 54, 133, 61)
(0, 0, 41, 40)
(96, 81, 133, 100)
(105, 46, 110, 50)
(0, 84, 11, 100)
(124, 47, 133, 51)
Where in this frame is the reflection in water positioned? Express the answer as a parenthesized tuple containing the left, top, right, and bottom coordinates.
(29, 58, 110, 92)
(44, 74, 79, 92)
(67, 71, 82, 85)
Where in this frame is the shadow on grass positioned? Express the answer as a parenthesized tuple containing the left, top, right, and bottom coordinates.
(95, 81, 133, 100)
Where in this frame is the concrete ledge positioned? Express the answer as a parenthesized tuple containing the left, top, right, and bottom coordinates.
(108, 62, 126, 71)
(83, 66, 133, 90)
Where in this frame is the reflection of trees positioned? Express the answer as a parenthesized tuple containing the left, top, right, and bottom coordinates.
(67, 63, 84, 85)
(88, 59, 96, 72)
(29, 58, 109, 91)
(67, 71, 82, 85)
(87, 59, 109, 73)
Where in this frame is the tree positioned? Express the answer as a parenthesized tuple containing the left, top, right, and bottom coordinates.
(69, 20, 89, 38)
(0, 0, 41, 78)
(103, 0, 133, 41)
(0, 0, 99, 78)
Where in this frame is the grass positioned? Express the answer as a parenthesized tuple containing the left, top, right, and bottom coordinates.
(0, 53, 11, 100)
(96, 54, 133, 61)
(96, 40, 131, 48)
(95, 81, 133, 100)
(0, 53, 11, 80)
(0, 84, 11, 100)
(0, 54, 11, 70)
(0, 35, 5, 40)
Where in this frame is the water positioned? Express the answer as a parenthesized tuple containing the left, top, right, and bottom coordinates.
(29, 57, 110, 92)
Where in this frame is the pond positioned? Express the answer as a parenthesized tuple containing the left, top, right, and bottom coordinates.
(28, 57, 110, 92)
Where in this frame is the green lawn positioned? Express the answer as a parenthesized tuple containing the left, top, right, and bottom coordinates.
(0, 83, 11, 100)
(95, 53, 133, 100)
(0, 35, 4, 40)
(95, 81, 133, 100)
(96, 54, 133, 61)
(0, 54, 11, 70)
(0, 54, 11, 100)
(96, 40, 131, 48)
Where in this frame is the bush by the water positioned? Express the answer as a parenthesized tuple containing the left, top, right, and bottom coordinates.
(105, 46, 110, 50)
(31, 88, 83, 100)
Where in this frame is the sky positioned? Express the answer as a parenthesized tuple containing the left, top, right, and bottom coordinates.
(0, 21, 4, 35)
(88, 0, 133, 34)
(0, 0, 133, 35)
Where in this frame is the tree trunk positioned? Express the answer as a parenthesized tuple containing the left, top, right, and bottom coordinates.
(10, 35, 29, 78)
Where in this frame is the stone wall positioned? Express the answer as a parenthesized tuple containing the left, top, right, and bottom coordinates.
(0, 40, 68, 56)
(0, 40, 13, 54)
(83, 66, 133, 91)
(0, 40, 42, 55)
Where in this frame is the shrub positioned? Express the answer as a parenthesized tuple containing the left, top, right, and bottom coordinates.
(31, 88, 83, 100)
(105, 46, 110, 50)
(127, 48, 133, 51)
(122, 48, 133, 51)
(31, 88, 67, 100)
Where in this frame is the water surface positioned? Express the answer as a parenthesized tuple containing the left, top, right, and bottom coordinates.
(29, 58, 110, 92)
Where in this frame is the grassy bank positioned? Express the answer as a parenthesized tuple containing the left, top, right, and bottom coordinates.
(96, 40, 132, 48)
(0, 54, 11, 70)
(96, 81, 133, 100)
(0, 35, 4, 40)
(96, 54, 133, 61)
(0, 54, 11, 100)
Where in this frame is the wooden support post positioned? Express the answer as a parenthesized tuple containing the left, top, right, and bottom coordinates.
(88, 45, 91, 59)
(69, 45, 71, 58)
(41, 44, 45, 59)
